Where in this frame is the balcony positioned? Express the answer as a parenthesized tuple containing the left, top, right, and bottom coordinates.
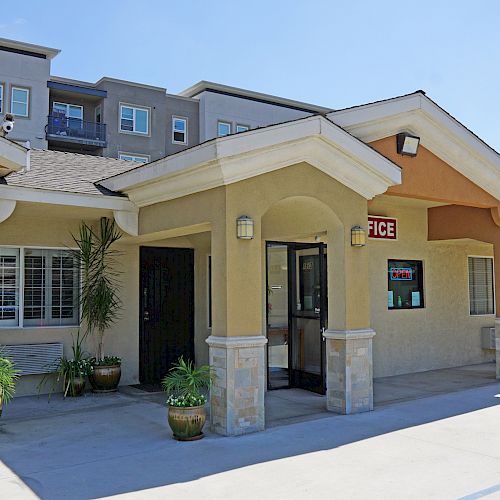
(46, 115, 107, 148)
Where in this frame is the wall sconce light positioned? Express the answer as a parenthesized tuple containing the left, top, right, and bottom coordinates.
(396, 132, 420, 156)
(236, 215, 254, 239)
(351, 225, 366, 247)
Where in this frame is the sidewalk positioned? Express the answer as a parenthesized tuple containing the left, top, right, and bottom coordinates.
(1, 381, 500, 499)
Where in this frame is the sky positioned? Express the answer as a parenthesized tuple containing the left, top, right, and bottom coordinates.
(1, 1, 499, 150)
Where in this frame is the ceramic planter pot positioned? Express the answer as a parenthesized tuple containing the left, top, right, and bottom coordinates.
(65, 376, 86, 397)
(89, 365, 121, 393)
(168, 404, 206, 441)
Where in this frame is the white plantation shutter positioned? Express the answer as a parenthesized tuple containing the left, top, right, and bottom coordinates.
(468, 257, 495, 315)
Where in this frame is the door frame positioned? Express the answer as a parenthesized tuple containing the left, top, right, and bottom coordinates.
(266, 241, 327, 393)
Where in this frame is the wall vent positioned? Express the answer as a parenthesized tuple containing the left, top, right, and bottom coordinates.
(1, 343, 63, 375)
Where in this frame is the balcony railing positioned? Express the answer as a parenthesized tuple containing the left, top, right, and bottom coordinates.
(46, 115, 107, 147)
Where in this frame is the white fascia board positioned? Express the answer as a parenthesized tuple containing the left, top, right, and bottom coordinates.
(0, 138, 28, 175)
(329, 94, 500, 201)
(103, 116, 401, 206)
(0, 184, 136, 211)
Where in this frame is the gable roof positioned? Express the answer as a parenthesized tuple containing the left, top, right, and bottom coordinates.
(3, 149, 134, 196)
(328, 92, 500, 201)
(98, 114, 402, 206)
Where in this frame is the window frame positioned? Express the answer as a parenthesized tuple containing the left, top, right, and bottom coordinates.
(172, 116, 188, 145)
(236, 124, 249, 133)
(10, 86, 30, 117)
(468, 255, 495, 316)
(387, 258, 425, 310)
(118, 152, 150, 163)
(0, 83, 3, 114)
(52, 102, 84, 120)
(119, 103, 150, 135)
(217, 121, 231, 137)
(0, 245, 81, 329)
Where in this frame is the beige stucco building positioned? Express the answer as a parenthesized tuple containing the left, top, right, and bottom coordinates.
(0, 91, 499, 436)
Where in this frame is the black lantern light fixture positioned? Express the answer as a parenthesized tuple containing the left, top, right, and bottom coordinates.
(351, 225, 366, 247)
(236, 215, 254, 239)
(396, 132, 420, 157)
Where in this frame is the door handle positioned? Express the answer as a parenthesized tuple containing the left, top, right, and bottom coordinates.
(144, 310, 150, 322)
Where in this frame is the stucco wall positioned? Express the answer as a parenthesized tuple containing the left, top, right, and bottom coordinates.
(369, 197, 495, 378)
(195, 91, 313, 141)
(0, 50, 50, 148)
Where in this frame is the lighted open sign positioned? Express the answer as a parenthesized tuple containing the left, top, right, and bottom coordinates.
(390, 268, 413, 280)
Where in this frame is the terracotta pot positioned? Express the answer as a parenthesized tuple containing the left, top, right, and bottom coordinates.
(168, 404, 206, 440)
(89, 365, 121, 393)
(65, 376, 86, 397)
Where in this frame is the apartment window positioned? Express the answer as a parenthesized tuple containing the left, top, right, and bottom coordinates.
(120, 104, 149, 134)
(172, 116, 187, 144)
(388, 259, 424, 309)
(217, 121, 231, 137)
(95, 104, 102, 124)
(468, 257, 495, 315)
(0, 248, 80, 328)
(119, 153, 149, 163)
(0, 84, 3, 113)
(11, 87, 29, 117)
(52, 102, 83, 121)
(236, 124, 249, 133)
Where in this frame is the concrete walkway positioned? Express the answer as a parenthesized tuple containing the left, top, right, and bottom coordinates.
(1, 364, 499, 499)
(265, 362, 497, 427)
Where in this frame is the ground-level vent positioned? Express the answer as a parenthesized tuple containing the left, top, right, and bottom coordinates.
(1, 343, 63, 375)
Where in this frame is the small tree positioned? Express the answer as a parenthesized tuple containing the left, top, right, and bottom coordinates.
(73, 218, 122, 360)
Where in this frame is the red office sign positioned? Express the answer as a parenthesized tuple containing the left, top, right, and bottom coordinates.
(368, 216, 397, 240)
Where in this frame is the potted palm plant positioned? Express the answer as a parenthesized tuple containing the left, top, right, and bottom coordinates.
(73, 217, 123, 393)
(39, 331, 92, 398)
(0, 348, 20, 417)
(162, 357, 212, 441)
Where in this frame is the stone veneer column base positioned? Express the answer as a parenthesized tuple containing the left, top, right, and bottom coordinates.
(323, 328, 376, 414)
(206, 335, 267, 436)
(495, 319, 500, 379)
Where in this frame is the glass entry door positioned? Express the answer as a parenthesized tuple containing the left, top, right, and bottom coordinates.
(266, 242, 327, 393)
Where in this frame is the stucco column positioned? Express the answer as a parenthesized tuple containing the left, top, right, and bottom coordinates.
(206, 217, 267, 436)
(323, 217, 375, 414)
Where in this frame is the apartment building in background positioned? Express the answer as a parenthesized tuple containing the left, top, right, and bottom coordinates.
(0, 37, 331, 163)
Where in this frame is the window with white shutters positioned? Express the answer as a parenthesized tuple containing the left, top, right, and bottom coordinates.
(0, 248, 80, 328)
(468, 257, 495, 315)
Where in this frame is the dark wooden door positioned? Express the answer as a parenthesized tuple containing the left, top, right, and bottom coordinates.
(139, 247, 194, 384)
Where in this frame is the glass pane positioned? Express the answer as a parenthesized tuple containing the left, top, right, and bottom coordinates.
(53, 103, 67, 116)
(24, 251, 46, 321)
(135, 109, 148, 133)
(236, 125, 249, 133)
(121, 106, 133, 119)
(120, 118, 134, 131)
(291, 248, 321, 376)
(173, 131, 185, 143)
(68, 105, 83, 119)
(174, 119, 185, 132)
(388, 259, 424, 309)
(0, 248, 20, 326)
(11, 100, 27, 116)
(12, 88, 28, 103)
(51, 253, 79, 322)
(218, 122, 231, 136)
(267, 244, 289, 389)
